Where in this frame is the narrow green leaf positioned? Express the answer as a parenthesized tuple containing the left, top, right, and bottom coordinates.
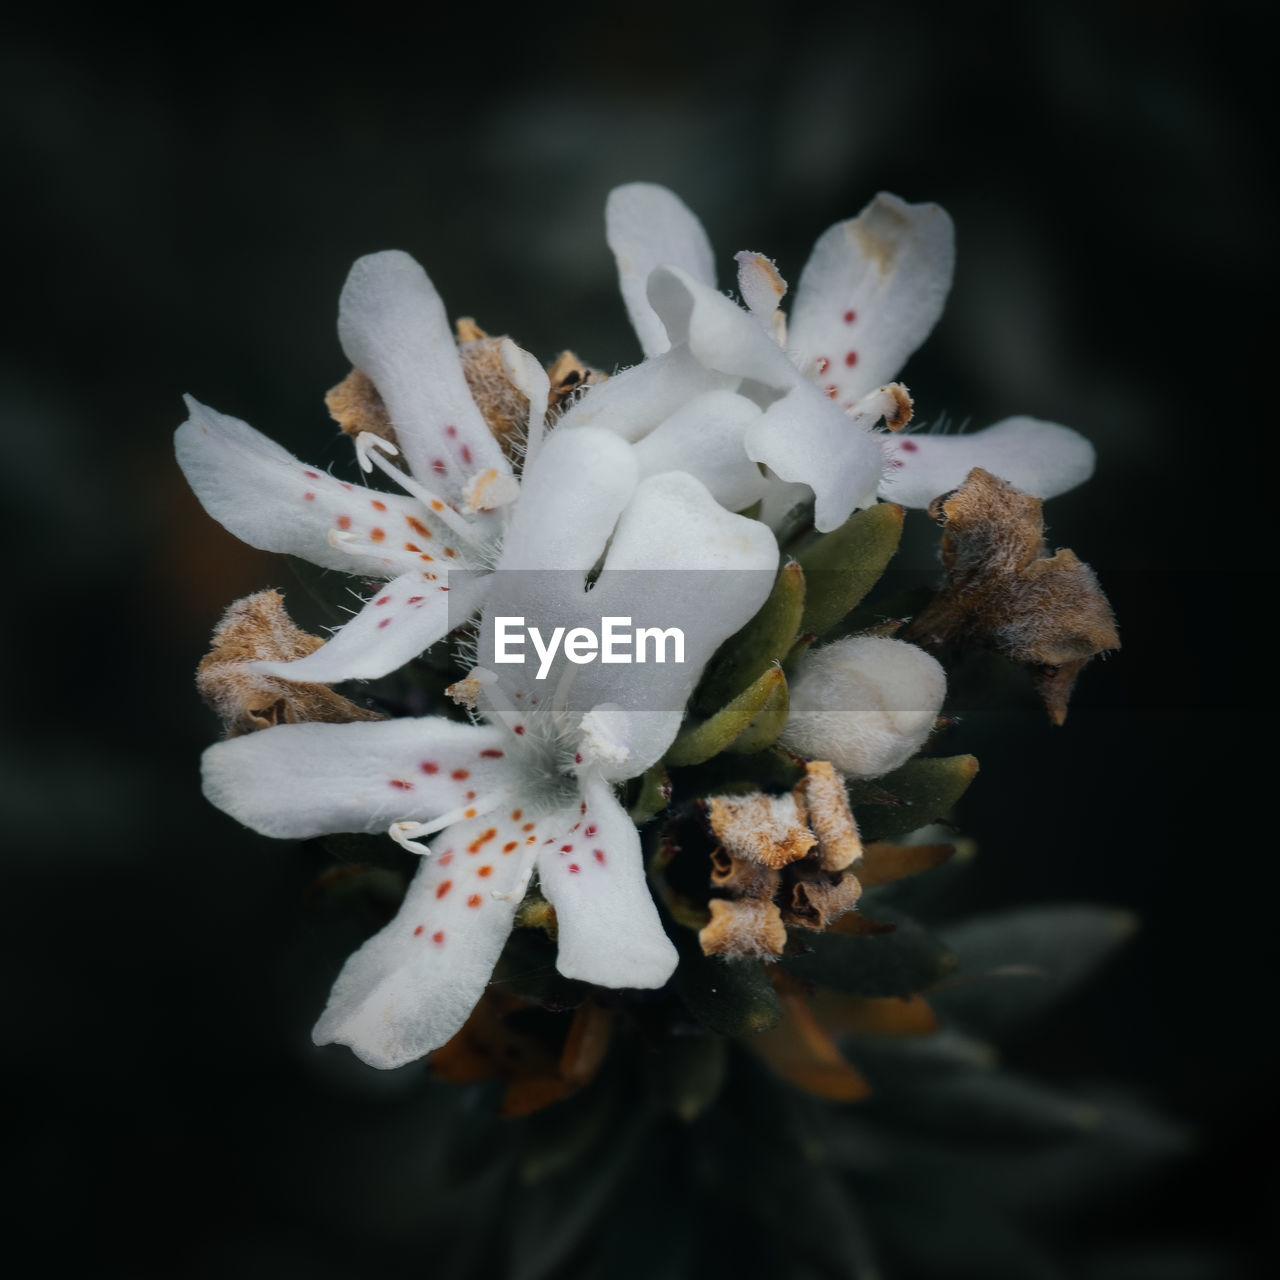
(698, 559, 805, 709)
(648, 1034, 727, 1121)
(930, 905, 1137, 1039)
(727, 669, 789, 753)
(675, 935, 782, 1035)
(665, 665, 784, 767)
(781, 904, 956, 997)
(850, 754, 980, 841)
(796, 502, 904, 638)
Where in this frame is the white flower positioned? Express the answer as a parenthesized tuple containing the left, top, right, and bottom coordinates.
(200, 427, 779, 1069)
(569, 183, 1094, 532)
(174, 250, 547, 685)
(779, 636, 947, 778)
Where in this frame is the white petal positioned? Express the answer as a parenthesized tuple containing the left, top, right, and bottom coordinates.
(252, 569, 489, 685)
(313, 807, 548, 1069)
(631, 391, 769, 511)
(494, 427, 637, 575)
(647, 266, 799, 392)
(877, 417, 1096, 508)
(337, 251, 510, 494)
(202, 718, 520, 839)
(788, 193, 954, 402)
(743, 382, 887, 532)
(780, 637, 947, 779)
(537, 774, 677, 989)
(556, 346, 735, 443)
(568, 471, 779, 771)
(175, 397, 425, 576)
(606, 183, 716, 358)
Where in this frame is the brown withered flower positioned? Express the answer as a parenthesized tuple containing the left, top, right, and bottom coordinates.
(698, 762, 867, 959)
(904, 467, 1119, 725)
(196, 590, 383, 737)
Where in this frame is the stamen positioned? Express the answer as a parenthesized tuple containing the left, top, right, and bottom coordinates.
(353, 431, 485, 548)
(327, 528, 369, 557)
(387, 788, 515, 856)
(491, 856, 536, 904)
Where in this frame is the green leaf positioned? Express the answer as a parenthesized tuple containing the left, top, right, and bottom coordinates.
(850, 754, 980, 841)
(930, 905, 1137, 1040)
(665, 665, 784, 767)
(627, 764, 671, 825)
(796, 502, 904, 638)
(780, 903, 956, 998)
(697, 559, 805, 709)
(675, 935, 782, 1035)
(648, 1033, 727, 1121)
(726, 668, 789, 753)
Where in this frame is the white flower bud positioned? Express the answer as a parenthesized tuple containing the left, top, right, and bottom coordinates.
(780, 636, 946, 779)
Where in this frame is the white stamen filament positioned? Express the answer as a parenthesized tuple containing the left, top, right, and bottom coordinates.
(353, 432, 485, 547)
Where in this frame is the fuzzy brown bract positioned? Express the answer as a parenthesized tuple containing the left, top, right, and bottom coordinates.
(904, 467, 1119, 724)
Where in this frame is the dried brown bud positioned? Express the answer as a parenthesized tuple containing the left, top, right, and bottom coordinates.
(904, 468, 1119, 724)
(457, 326, 529, 458)
(793, 761, 863, 872)
(706, 793, 817, 868)
(698, 897, 788, 959)
(325, 368, 399, 457)
(780, 866, 863, 930)
(546, 349, 606, 418)
(196, 590, 383, 737)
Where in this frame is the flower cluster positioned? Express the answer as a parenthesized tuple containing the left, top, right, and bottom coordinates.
(179, 183, 1098, 1070)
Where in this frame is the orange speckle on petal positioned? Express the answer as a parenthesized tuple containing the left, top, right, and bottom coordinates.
(511, 809, 523, 821)
(407, 516, 433, 538)
(452, 769, 470, 781)
(336, 515, 352, 531)
(405, 542, 422, 552)
(444, 547, 457, 558)
(432, 931, 445, 944)
(503, 842, 518, 854)
(371, 499, 387, 512)
(304, 491, 315, 501)
(430, 500, 444, 512)
(370, 527, 386, 542)
(464, 808, 477, 819)
(521, 822, 535, 832)
(477, 865, 493, 878)
(414, 925, 424, 936)
(436, 880, 453, 899)
(467, 894, 482, 908)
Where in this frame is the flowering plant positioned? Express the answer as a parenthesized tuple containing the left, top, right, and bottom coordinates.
(179, 184, 1166, 1277)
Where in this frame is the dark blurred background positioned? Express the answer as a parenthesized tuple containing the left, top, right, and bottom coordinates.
(3, 3, 1271, 1275)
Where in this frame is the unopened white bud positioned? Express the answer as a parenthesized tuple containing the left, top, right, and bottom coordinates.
(780, 637, 946, 778)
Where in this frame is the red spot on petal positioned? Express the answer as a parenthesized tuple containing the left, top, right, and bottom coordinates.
(891, 458, 905, 468)
(503, 842, 517, 854)
(584, 825, 597, 837)
(825, 385, 839, 399)
(477, 865, 493, 878)
(452, 769, 470, 781)
(370, 527, 386, 542)
(304, 491, 315, 501)
(844, 309, 856, 324)
(567, 864, 580, 874)
(371, 499, 387, 512)
(408, 595, 424, 604)
(561, 844, 574, 853)
(900, 439, 919, 452)
(580, 801, 588, 816)
(467, 894, 482, 908)
(593, 850, 606, 865)
(336, 515, 351, 531)
(304, 470, 320, 479)
(461, 444, 473, 465)
(465, 790, 476, 801)
(341, 482, 353, 492)
(436, 880, 453, 899)
(438, 853, 453, 866)
(514, 725, 525, 735)
(844, 351, 858, 367)
(432, 931, 445, 944)
(431, 459, 447, 475)
(816, 357, 830, 374)
(414, 925, 424, 936)
(378, 617, 392, 629)
(389, 779, 413, 791)
(421, 762, 439, 774)
(445, 425, 457, 438)
(376, 595, 392, 605)
(480, 749, 504, 759)
(574, 752, 583, 764)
